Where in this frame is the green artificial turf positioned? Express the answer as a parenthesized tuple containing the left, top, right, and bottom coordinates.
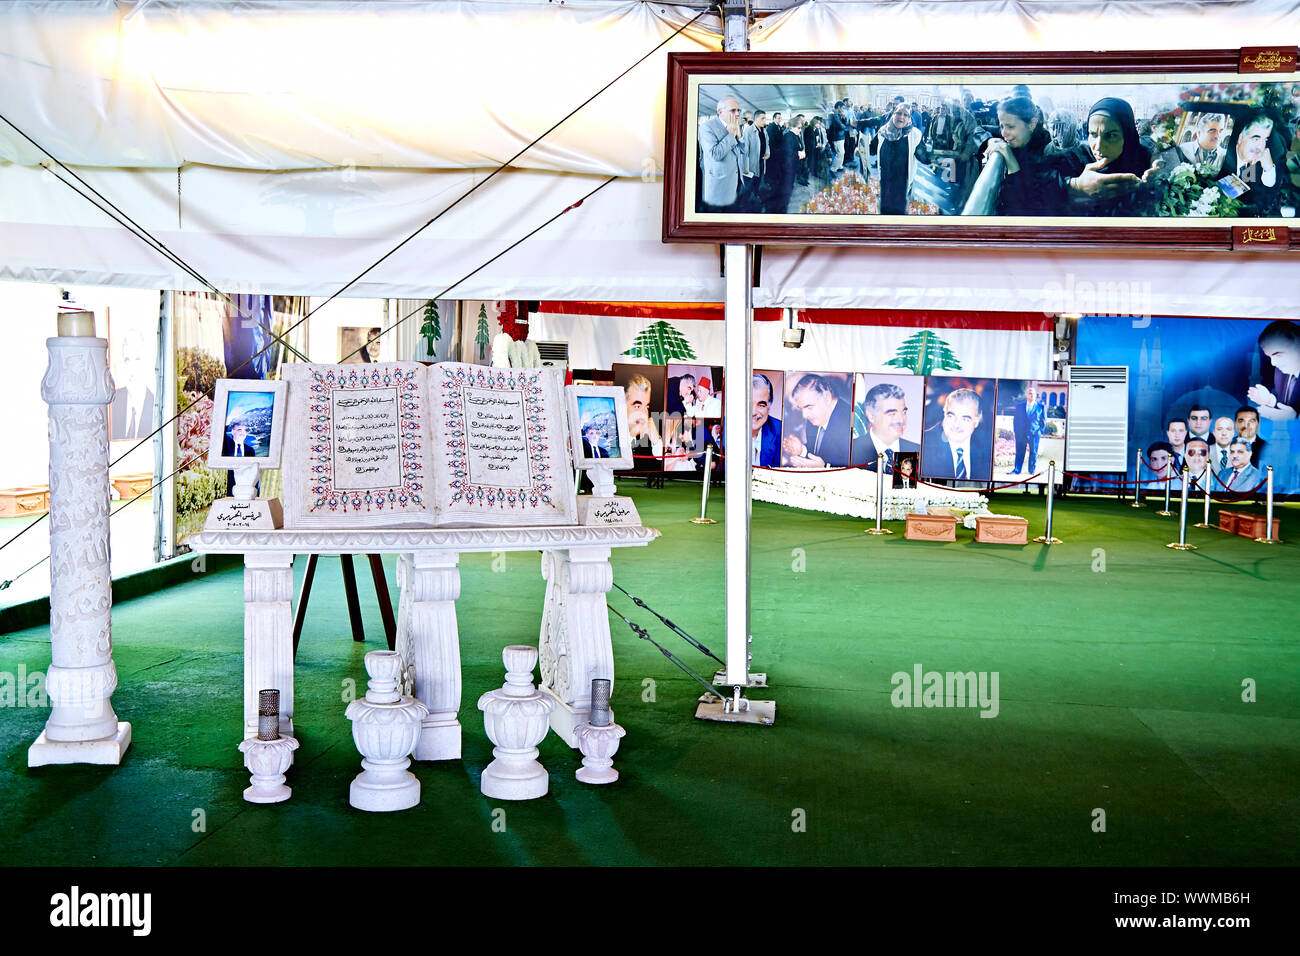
(0, 484, 1296, 866)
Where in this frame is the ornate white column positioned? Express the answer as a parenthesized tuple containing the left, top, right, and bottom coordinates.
(538, 547, 614, 747)
(243, 552, 294, 741)
(408, 552, 462, 760)
(29, 310, 132, 766)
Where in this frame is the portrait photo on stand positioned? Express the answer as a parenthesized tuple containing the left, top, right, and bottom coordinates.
(993, 379, 1068, 485)
(850, 372, 924, 472)
(751, 369, 785, 468)
(893, 451, 919, 489)
(920, 376, 998, 481)
(781, 371, 854, 468)
(566, 384, 632, 470)
(612, 363, 667, 465)
(206, 378, 288, 471)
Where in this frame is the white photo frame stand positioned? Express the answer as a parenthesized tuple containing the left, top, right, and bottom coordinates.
(204, 378, 289, 530)
(565, 384, 640, 527)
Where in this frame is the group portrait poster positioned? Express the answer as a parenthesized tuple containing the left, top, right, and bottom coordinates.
(666, 49, 1300, 248)
(920, 377, 998, 482)
(665, 362, 723, 472)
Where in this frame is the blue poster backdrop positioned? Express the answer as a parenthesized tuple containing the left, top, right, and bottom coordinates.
(1076, 316, 1300, 493)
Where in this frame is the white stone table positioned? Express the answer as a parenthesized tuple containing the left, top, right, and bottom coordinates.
(187, 524, 659, 764)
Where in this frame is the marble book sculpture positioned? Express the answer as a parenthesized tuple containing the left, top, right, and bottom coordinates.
(281, 363, 576, 528)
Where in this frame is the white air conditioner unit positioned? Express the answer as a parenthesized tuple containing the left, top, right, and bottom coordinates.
(533, 341, 569, 371)
(1066, 366, 1129, 472)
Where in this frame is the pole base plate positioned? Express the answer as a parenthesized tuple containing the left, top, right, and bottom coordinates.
(1155, 510, 1174, 516)
(712, 670, 767, 688)
(695, 693, 775, 726)
(1033, 536, 1062, 544)
(690, 517, 717, 524)
(1192, 523, 1214, 528)
(1166, 542, 1198, 550)
(1130, 502, 1145, 508)
(1253, 537, 1282, 544)
(864, 528, 894, 535)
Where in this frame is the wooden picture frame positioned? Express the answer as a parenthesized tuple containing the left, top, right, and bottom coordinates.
(663, 48, 1299, 250)
(206, 378, 288, 470)
(566, 384, 634, 470)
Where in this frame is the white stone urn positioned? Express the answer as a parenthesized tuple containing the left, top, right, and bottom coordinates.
(574, 722, 626, 785)
(477, 645, 555, 800)
(346, 650, 429, 812)
(237, 735, 300, 803)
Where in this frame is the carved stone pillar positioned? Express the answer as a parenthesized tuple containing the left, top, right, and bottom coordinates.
(408, 552, 462, 760)
(538, 547, 614, 747)
(29, 321, 132, 766)
(243, 552, 294, 741)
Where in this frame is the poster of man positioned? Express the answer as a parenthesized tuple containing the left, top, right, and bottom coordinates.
(920, 377, 997, 482)
(850, 373, 923, 472)
(612, 363, 665, 462)
(992, 379, 1067, 485)
(780, 372, 854, 468)
(751, 370, 785, 468)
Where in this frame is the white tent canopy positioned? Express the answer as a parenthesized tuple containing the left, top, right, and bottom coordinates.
(1, 0, 1298, 316)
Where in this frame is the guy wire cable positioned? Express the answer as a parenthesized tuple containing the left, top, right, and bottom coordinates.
(0, 175, 616, 589)
(607, 604, 729, 705)
(611, 581, 725, 666)
(0, 4, 707, 558)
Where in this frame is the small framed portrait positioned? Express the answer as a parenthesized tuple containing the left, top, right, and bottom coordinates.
(567, 385, 633, 470)
(206, 378, 288, 470)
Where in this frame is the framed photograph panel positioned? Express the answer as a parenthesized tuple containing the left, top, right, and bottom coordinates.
(920, 376, 998, 481)
(993, 379, 1069, 485)
(567, 385, 633, 470)
(206, 379, 288, 470)
(664, 48, 1300, 249)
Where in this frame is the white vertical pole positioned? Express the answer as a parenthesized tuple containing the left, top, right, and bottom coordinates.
(723, 244, 751, 687)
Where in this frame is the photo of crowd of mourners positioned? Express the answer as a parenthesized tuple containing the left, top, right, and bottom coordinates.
(695, 80, 1300, 218)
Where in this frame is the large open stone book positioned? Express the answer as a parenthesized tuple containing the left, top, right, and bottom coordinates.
(281, 362, 576, 528)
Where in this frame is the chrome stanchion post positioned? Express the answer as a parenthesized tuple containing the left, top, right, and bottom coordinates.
(1131, 447, 1144, 507)
(690, 447, 716, 524)
(1255, 465, 1280, 544)
(1156, 462, 1173, 516)
(1033, 461, 1062, 544)
(1167, 466, 1196, 550)
(1194, 466, 1213, 529)
(865, 460, 893, 535)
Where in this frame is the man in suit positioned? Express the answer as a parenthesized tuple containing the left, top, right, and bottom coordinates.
(921, 387, 991, 481)
(751, 373, 782, 467)
(1179, 113, 1227, 169)
(221, 421, 258, 458)
(697, 96, 745, 212)
(827, 101, 849, 176)
(1187, 406, 1214, 446)
(740, 112, 763, 212)
(1209, 416, 1235, 475)
(1234, 406, 1267, 467)
(1164, 417, 1189, 475)
(786, 374, 851, 467)
(581, 423, 608, 460)
(851, 382, 918, 470)
(1184, 438, 1211, 493)
(1009, 386, 1047, 475)
(1222, 439, 1264, 492)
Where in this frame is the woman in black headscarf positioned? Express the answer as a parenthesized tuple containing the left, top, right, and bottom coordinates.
(1058, 97, 1154, 215)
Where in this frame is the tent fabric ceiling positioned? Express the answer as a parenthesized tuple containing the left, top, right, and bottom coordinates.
(1, 0, 1298, 317)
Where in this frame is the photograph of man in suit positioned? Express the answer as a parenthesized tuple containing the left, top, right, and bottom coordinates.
(1164, 417, 1189, 474)
(1233, 406, 1267, 467)
(922, 387, 992, 481)
(109, 326, 155, 442)
(751, 373, 782, 467)
(1009, 385, 1046, 475)
(851, 382, 918, 470)
(581, 423, 608, 460)
(784, 374, 851, 468)
(1184, 438, 1211, 492)
(697, 96, 745, 212)
(1210, 416, 1235, 474)
(1179, 113, 1227, 170)
(222, 420, 258, 458)
(1187, 406, 1214, 446)
(1222, 439, 1264, 491)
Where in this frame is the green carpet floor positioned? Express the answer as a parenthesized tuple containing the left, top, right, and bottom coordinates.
(1, 484, 1296, 866)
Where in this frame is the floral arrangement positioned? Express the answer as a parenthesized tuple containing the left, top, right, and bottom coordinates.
(802, 176, 941, 217)
(1153, 162, 1243, 218)
(176, 391, 213, 470)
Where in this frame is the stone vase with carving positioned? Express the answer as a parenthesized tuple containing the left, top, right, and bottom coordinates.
(346, 650, 429, 812)
(477, 645, 555, 800)
(237, 735, 299, 804)
(573, 721, 626, 785)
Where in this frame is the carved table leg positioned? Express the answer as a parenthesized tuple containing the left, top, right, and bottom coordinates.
(408, 552, 462, 760)
(538, 547, 614, 747)
(244, 552, 295, 745)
